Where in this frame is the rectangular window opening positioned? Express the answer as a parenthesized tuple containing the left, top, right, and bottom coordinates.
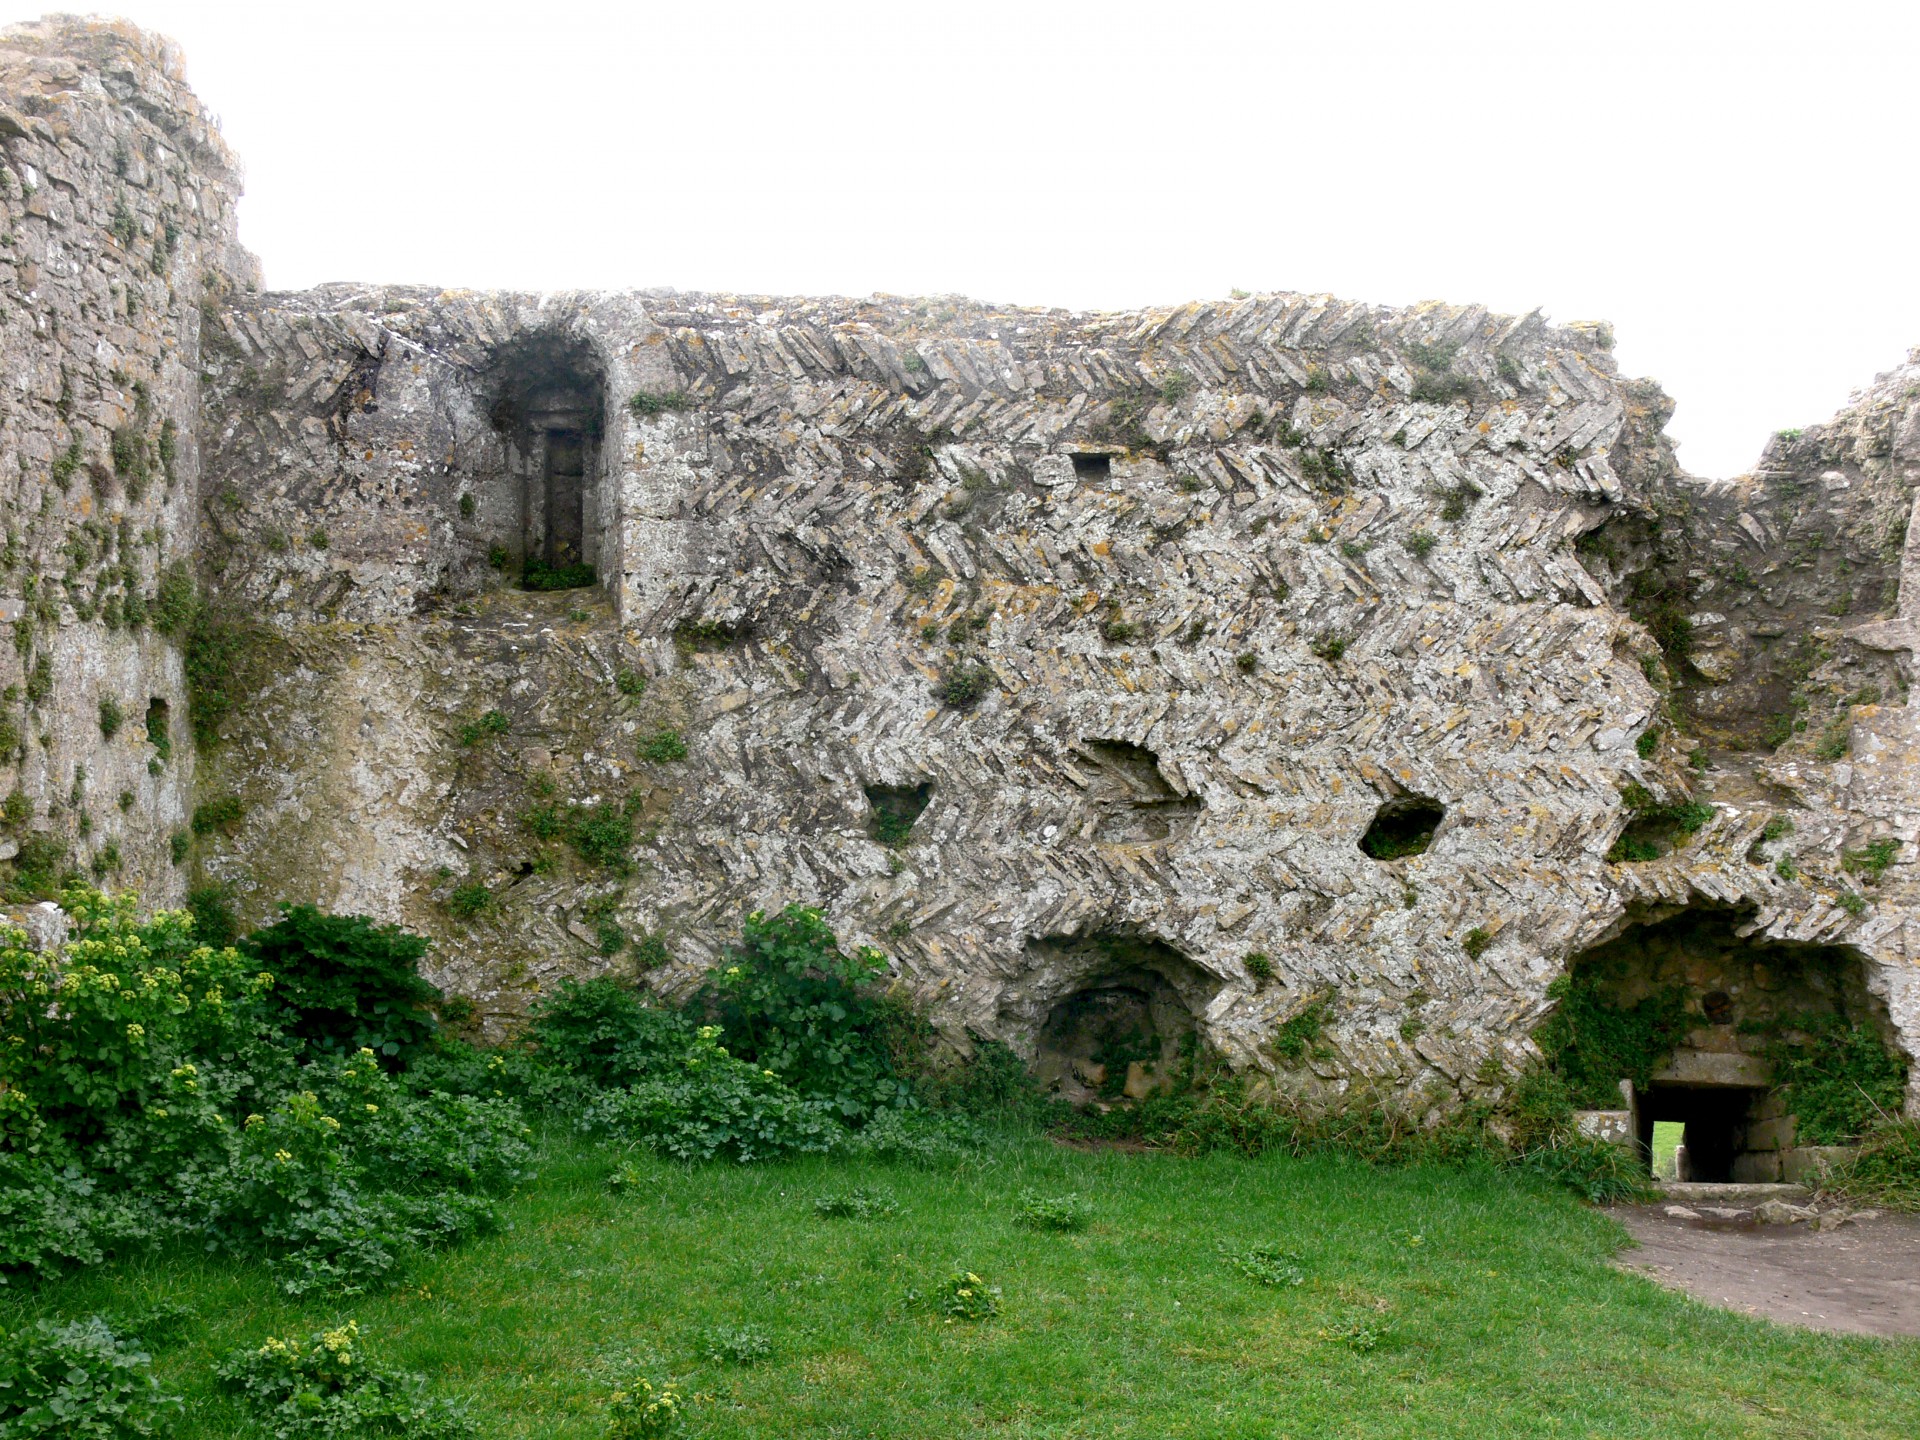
(1071, 453, 1111, 481)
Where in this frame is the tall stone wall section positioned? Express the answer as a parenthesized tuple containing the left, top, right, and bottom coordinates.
(6, 16, 1918, 1114)
(0, 18, 256, 904)
(185, 282, 1918, 1108)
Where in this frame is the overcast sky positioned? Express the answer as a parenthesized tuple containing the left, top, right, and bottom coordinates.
(8, 0, 1918, 476)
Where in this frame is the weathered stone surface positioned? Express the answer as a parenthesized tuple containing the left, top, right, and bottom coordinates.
(0, 17, 257, 902)
(2, 17, 1917, 1118)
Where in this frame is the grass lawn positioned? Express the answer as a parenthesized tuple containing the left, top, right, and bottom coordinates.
(5, 1129, 1915, 1439)
(1652, 1121, 1684, 1181)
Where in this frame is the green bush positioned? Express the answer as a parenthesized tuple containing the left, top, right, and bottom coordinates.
(526, 978, 694, 1087)
(703, 905, 908, 1120)
(1014, 1191, 1092, 1232)
(814, 1186, 899, 1220)
(567, 802, 634, 870)
(929, 1269, 998, 1321)
(521, 559, 595, 592)
(219, 1052, 532, 1296)
(0, 1316, 181, 1439)
(1532, 972, 1695, 1109)
(576, 1025, 843, 1162)
(1223, 1242, 1306, 1287)
(637, 729, 686, 763)
(605, 1378, 684, 1439)
(217, 1320, 475, 1439)
(1830, 1119, 1920, 1210)
(244, 906, 441, 1064)
(1757, 1015, 1907, 1143)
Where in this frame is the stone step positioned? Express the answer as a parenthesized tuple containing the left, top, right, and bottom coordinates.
(1658, 1182, 1811, 1206)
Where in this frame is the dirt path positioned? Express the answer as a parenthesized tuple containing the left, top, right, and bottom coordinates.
(1613, 1205, 1920, 1338)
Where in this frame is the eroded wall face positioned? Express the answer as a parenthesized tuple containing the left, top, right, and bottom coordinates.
(8, 18, 1918, 1113)
(0, 19, 255, 902)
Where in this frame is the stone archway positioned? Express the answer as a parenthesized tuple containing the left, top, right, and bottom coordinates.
(1550, 907, 1907, 1183)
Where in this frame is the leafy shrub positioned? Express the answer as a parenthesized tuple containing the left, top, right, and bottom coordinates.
(190, 794, 245, 835)
(605, 1377, 684, 1439)
(697, 1325, 771, 1366)
(1757, 1015, 1907, 1143)
(217, 1321, 475, 1439)
(445, 883, 491, 918)
(567, 802, 634, 871)
(1510, 1131, 1652, 1205)
(703, 905, 908, 1120)
(1223, 1242, 1306, 1287)
(1532, 972, 1695, 1108)
(1014, 1191, 1091, 1232)
(456, 710, 509, 747)
(614, 668, 648, 697)
(244, 906, 441, 1064)
(937, 663, 994, 709)
(1319, 1317, 1393, 1352)
(636, 729, 686, 763)
(577, 1026, 842, 1163)
(522, 559, 595, 591)
(185, 882, 238, 946)
(814, 1186, 899, 1220)
(98, 696, 124, 740)
(0, 1316, 181, 1439)
(1404, 529, 1438, 558)
(1461, 927, 1492, 959)
(1830, 1118, 1920, 1210)
(1842, 837, 1900, 882)
(1244, 952, 1274, 983)
(526, 978, 694, 1087)
(929, 1269, 998, 1321)
(1269, 1001, 1328, 1063)
(838, 1106, 982, 1166)
(629, 390, 692, 418)
(218, 1052, 532, 1296)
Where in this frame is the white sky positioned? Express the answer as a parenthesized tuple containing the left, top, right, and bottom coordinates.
(7, 0, 1919, 477)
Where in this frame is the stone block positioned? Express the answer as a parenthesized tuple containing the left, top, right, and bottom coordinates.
(1731, 1151, 1783, 1183)
(1650, 1050, 1773, 1088)
(1743, 1115, 1796, 1152)
(1782, 1146, 1858, 1184)
(1573, 1109, 1634, 1146)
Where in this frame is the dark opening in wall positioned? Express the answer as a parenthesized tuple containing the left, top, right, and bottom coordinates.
(865, 782, 931, 846)
(1009, 933, 1223, 1103)
(144, 697, 170, 749)
(1071, 453, 1111, 482)
(483, 332, 606, 590)
(1639, 1084, 1763, 1183)
(1077, 739, 1201, 843)
(1545, 906, 1909, 1184)
(1358, 795, 1445, 861)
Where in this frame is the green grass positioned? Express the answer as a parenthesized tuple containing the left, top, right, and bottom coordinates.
(6, 1132, 1916, 1438)
(1652, 1120, 1683, 1180)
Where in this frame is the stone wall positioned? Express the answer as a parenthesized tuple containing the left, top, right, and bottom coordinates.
(0, 16, 256, 904)
(5, 16, 1918, 1118)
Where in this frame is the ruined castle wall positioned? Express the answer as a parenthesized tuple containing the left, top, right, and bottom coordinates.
(0, 18, 256, 902)
(193, 280, 1877, 1103)
(8, 17, 1918, 1115)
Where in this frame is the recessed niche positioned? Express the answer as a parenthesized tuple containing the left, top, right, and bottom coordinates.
(1071, 453, 1112, 482)
(1358, 794, 1445, 861)
(865, 782, 932, 847)
(1016, 934, 1221, 1103)
(482, 331, 606, 589)
(1077, 739, 1201, 843)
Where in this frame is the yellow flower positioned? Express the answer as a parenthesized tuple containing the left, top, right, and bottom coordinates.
(365, 1104, 379, 1113)
(125, 1023, 145, 1039)
(273, 1149, 293, 1163)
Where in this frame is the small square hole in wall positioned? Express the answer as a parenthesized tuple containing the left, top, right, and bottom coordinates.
(1071, 453, 1111, 481)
